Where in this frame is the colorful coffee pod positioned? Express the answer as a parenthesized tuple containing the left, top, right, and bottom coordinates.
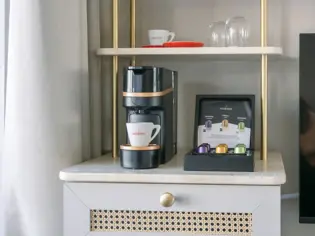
(222, 119, 229, 128)
(234, 144, 247, 154)
(196, 143, 211, 153)
(215, 144, 228, 154)
(238, 122, 245, 132)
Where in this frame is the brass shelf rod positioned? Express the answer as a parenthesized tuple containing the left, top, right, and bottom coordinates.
(131, 0, 136, 66)
(260, 0, 268, 161)
(112, 0, 119, 158)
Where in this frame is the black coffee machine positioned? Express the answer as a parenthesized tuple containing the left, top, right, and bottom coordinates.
(120, 66, 178, 169)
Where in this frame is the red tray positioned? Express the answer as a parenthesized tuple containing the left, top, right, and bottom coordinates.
(163, 41, 204, 47)
(141, 45, 164, 48)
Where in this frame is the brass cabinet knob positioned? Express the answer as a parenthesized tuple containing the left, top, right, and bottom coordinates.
(160, 192, 175, 207)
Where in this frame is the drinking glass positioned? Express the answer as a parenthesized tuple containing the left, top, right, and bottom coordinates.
(208, 21, 227, 47)
(226, 16, 249, 47)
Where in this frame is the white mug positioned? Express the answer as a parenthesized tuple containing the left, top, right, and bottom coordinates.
(126, 122, 161, 147)
(148, 29, 176, 45)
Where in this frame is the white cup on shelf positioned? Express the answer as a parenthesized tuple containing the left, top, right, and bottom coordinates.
(148, 29, 176, 45)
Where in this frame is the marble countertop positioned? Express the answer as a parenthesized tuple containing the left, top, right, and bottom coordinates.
(59, 150, 286, 185)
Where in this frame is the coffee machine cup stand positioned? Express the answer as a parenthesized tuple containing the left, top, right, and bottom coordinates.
(120, 144, 161, 169)
(120, 66, 178, 169)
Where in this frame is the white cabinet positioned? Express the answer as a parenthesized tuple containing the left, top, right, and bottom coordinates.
(61, 151, 285, 236)
(64, 182, 281, 236)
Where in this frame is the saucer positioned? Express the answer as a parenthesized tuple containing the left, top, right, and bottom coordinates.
(120, 144, 160, 150)
(141, 45, 164, 48)
(163, 41, 204, 47)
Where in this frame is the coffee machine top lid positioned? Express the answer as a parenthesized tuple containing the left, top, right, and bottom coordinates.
(123, 66, 175, 95)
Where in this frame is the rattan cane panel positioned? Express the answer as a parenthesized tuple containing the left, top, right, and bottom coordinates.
(90, 210, 252, 235)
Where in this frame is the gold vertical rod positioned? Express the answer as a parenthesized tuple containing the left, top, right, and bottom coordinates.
(112, 0, 119, 158)
(130, 0, 136, 65)
(260, 0, 268, 161)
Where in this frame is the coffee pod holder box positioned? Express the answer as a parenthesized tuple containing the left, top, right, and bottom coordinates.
(184, 95, 255, 172)
(120, 144, 160, 169)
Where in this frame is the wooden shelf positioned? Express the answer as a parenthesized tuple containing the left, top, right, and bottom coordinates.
(96, 47, 283, 57)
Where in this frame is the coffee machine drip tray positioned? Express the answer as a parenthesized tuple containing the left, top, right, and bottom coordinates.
(120, 144, 160, 169)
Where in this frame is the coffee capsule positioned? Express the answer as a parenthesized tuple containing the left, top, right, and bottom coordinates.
(234, 144, 246, 154)
(197, 146, 207, 153)
(222, 119, 229, 128)
(196, 143, 211, 153)
(238, 122, 245, 132)
(215, 144, 228, 154)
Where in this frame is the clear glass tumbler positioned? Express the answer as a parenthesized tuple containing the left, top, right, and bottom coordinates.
(226, 16, 249, 47)
(208, 21, 227, 47)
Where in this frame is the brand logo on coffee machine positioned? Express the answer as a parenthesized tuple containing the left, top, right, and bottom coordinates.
(220, 105, 232, 111)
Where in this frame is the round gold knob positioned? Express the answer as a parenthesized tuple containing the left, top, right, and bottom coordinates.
(160, 192, 175, 207)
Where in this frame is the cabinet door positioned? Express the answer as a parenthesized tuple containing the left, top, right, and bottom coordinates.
(64, 182, 280, 236)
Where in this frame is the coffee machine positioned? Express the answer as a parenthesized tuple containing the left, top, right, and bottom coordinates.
(121, 66, 178, 169)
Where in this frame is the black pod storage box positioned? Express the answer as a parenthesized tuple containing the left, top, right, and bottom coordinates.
(184, 95, 255, 172)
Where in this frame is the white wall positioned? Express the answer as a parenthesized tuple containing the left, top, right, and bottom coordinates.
(97, 0, 315, 194)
